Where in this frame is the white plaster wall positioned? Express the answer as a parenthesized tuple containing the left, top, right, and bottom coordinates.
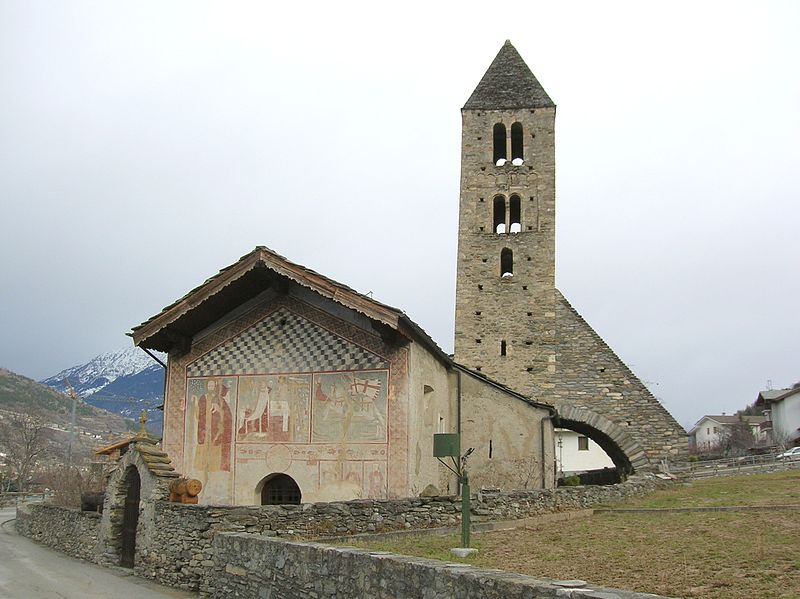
(460, 373, 554, 491)
(406, 343, 457, 496)
(554, 429, 614, 475)
(692, 417, 726, 450)
(772, 392, 800, 445)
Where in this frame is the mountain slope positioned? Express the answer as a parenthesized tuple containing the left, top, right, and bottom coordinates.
(41, 346, 164, 397)
(40, 346, 166, 435)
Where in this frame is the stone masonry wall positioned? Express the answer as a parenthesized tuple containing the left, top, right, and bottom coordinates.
(454, 106, 557, 394)
(452, 63, 686, 473)
(549, 292, 688, 467)
(209, 532, 674, 599)
(135, 476, 666, 592)
(17, 476, 667, 593)
(15, 503, 101, 562)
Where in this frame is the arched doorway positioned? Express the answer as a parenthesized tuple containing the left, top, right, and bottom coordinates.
(258, 473, 301, 505)
(120, 466, 141, 568)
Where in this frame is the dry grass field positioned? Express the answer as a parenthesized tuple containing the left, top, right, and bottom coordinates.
(345, 471, 800, 599)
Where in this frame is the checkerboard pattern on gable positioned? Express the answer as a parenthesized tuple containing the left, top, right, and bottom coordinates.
(187, 307, 389, 377)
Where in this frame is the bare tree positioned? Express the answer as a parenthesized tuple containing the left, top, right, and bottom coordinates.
(0, 414, 50, 492)
(720, 417, 756, 456)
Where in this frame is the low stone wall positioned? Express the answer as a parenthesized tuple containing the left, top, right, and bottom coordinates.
(15, 503, 101, 562)
(138, 476, 665, 591)
(17, 476, 668, 593)
(209, 532, 674, 599)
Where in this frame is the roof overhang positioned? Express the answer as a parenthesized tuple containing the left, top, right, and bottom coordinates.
(132, 247, 409, 354)
(756, 387, 800, 407)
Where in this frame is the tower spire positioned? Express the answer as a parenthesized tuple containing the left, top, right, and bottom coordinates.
(463, 40, 554, 110)
(454, 42, 557, 395)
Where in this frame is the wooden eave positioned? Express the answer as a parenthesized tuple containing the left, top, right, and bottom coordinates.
(131, 247, 406, 353)
(95, 437, 136, 455)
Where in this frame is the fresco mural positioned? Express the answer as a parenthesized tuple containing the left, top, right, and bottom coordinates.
(184, 367, 392, 502)
(236, 374, 311, 443)
(187, 377, 237, 473)
(364, 461, 387, 499)
(311, 371, 388, 443)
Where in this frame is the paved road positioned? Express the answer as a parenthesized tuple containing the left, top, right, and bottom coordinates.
(0, 507, 197, 599)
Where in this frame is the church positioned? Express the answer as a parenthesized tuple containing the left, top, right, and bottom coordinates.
(132, 41, 685, 506)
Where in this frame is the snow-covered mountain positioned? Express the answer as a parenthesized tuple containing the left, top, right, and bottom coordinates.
(41, 346, 165, 397)
(40, 346, 166, 434)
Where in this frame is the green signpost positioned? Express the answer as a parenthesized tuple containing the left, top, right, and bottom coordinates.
(433, 433, 474, 549)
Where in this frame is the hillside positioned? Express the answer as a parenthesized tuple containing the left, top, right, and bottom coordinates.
(0, 367, 135, 437)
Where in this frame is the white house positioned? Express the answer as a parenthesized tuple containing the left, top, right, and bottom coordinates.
(756, 386, 800, 447)
(554, 429, 614, 476)
(687, 415, 768, 452)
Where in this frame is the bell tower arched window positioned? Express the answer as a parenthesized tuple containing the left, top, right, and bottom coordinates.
(509, 195, 521, 233)
(501, 248, 513, 277)
(511, 122, 524, 163)
(493, 123, 507, 165)
(493, 196, 506, 233)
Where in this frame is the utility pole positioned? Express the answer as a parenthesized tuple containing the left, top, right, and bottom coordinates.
(64, 378, 78, 467)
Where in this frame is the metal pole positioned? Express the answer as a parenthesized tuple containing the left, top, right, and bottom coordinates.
(461, 471, 470, 548)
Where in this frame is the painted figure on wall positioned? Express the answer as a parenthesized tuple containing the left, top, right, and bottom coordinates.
(190, 377, 235, 472)
(312, 370, 388, 443)
(365, 461, 386, 499)
(237, 374, 311, 443)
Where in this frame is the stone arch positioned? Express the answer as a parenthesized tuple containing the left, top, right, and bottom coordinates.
(553, 402, 650, 474)
(98, 438, 175, 569)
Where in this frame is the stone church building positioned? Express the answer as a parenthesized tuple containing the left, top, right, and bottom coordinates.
(132, 247, 557, 504)
(132, 41, 684, 506)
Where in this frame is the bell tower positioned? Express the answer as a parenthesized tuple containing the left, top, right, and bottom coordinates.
(454, 41, 557, 395)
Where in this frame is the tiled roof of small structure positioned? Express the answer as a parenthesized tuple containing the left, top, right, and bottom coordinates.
(463, 40, 555, 110)
(131, 246, 451, 363)
(95, 436, 179, 478)
(133, 439, 180, 478)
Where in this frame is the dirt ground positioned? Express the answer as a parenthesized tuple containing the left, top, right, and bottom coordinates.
(346, 471, 800, 599)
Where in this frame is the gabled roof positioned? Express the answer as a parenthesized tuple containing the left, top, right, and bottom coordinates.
(95, 435, 178, 478)
(463, 40, 555, 110)
(688, 414, 767, 434)
(130, 246, 554, 413)
(756, 386, 800, 405)
(131, 246, 450, 360)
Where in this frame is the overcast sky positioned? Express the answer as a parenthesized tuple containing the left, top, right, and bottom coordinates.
(1, 1, 797, 430)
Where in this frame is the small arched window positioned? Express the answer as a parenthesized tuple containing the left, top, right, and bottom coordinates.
(493, 123, 507, 165)
(493, 195, 506, 233)
(511, 122, 524, 163)
(501, 248, 513, 277)
(509, 195, 521, 233)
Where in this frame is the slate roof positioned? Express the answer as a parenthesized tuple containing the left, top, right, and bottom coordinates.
(131, 246, 450, 361)
(95, 435, 179, 478)
(463, 40, 555, 110)
(756, 387, 800, 405)
(130, 246, 555, 412)
(688, 414, 767, 434)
